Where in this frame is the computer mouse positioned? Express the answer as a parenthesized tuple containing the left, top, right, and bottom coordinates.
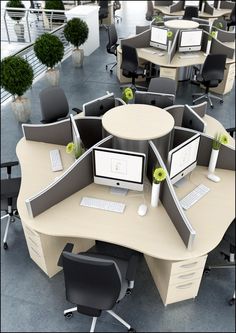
(138, 204, 148, 216)
(207, 173, 221, 182)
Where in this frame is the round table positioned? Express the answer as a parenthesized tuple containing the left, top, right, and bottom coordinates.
(102, 104, 175, 140)
(164, 19, 199, 29)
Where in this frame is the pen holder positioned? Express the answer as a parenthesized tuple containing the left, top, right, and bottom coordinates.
(151, 182, 160, 207)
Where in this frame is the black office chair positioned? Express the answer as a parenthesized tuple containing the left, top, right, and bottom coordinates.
(183, 6, 199, 20)
(106, 24, 118, 73)
(1, 161, 21, 250)
(121, 44, 147, 91)
(113, 0, 122, 23)
(227, 4, 236, 31)
(212, 18, 227, 31)
(58, 242, 140, 332)
(204, 219, 235, 306)
(98, 0, 109, 27)
(192, 54, 227, 108)
(39, 87, 82, 123)
(146, 0, 154, 21)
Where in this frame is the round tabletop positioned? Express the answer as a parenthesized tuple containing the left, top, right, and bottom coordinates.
(164, 19, 199, 29)
(102, 104, 175, 140)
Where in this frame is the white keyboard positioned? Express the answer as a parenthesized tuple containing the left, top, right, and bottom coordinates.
(180, 184, 210, 210)
(50, 149, 63, 172)
(80, 197, 125, 213)
(179, 53, 200, 59)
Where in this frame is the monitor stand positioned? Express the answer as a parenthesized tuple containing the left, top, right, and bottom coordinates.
(110, 187, 128, 196)
(173, 177, 188, 188)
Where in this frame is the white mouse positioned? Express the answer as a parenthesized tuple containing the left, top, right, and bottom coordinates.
(207, 173, 221, 182)
(138, 204, 148, 216)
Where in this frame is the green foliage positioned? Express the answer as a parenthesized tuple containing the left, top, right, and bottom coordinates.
(64, 18, 89, 49)
(212, 133, 229, 150)
(1, 55, 33, 97)
(44, 0, 65, 10)
(34, 33, 64, 68)
(6, 0, 25, 21)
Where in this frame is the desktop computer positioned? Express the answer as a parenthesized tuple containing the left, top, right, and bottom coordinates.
(150, 26, 168, 51)
(93, 147, 146, 192)
(168, 133, 201, 185)
(178, 29, 203, 52)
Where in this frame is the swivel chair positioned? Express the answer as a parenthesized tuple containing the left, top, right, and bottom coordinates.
(227, 4, 236, 31)
(106, 24, 118, 73)
(98, 0, 109, 27)
(1, 161, 21, 250)
(121, 44, 147, 91)
(183, 6, 199, 20)
(192, 54, 227, 108)
(39, 87, 82, 123)
(58, 242, 139, 332)
(113, 0, 122, 23)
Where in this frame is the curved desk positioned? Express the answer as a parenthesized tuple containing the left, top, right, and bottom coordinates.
(164, 19, 199, 29)
(154, 6, 232, 19)
(17, 115, 235, 305)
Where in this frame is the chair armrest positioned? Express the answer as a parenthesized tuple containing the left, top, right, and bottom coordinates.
(1, 161, 19, 177)
(57, 243, 74, 267)
(125, 254, 139, 283)
(226, 127, 236, 138)
(72, 107, 83, 114)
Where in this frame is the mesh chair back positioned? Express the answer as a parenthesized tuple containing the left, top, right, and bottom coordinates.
(62, 252, 122, 311)
(148, 77, 177, 95)
(39, 87, 69, 123)
(183, 6, 199, 19)
(201, 54, 226, 83)
(121, 44, 139, 75)
(107, 24, 118, 55)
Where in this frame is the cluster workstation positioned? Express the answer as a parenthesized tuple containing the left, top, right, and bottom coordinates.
(117, 2, 235, 95)
(17, 102, 235, 306)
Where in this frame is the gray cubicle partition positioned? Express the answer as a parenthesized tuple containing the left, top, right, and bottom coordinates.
(204, 1, 214, 15)
(155, 1, 173, 5)
(25, 136, 113, 218)
(164, 105, 185, 126)
(148, 141, 196, 249)
(199, 24, 211, 33)
(211, 37, 235, 59)
(22, 119, 72, 146)
(215, 29, 235, 43)
(201, 30, 210, 53)
(168, 30, 179, 64)
(219, 1, 235, 9)
(120, 29, 151, 49)
(169, 1, 184, 13)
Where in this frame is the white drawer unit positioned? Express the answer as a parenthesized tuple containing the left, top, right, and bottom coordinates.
(145, 254, 207, 306)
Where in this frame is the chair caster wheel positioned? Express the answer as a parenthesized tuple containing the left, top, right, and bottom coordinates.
(126, 288, 132, 295)
(110, 69, 113, 73)
(106, 65, 108, 70)
(220, 100, 224, 104)
(229, 298, 235, 306)
(210, 105, 214, 109)
(64, 312, 73, 319)
(128, 328, 136, 333)
(3, 242, 8, 250)
(204, 268, 211, 274)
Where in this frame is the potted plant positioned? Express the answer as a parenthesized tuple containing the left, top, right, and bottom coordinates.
(151, 167, 167, 207)
(44, 0, 66, 29)
(6, 0, 25, 42)
(122, 87, 134, 104)
(64, 18, 89, 67)
(66, 141, 84, 160)
(208, 132, 228, 181)
(1, 55, 33, 122)
(34, 33, 64, 86)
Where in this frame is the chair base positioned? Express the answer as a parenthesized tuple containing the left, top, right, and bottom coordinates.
(192, 92, 223, 108)
(106, 61, 117, 73)
(1, 213, 20, 250)
(64, 307, 134, 332)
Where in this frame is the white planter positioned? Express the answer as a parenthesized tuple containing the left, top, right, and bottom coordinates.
(206, 40, 212, 55)
(46, 68, 60, 86)
(151, 182, 160, 208)
(11, 97, 31, 123)
(72, 49, 84, 67)
(208, 148, 219, 174)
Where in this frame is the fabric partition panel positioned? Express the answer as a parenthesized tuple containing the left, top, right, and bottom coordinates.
(120, 29, 151, 48)
(201, 30, 210, 52)
(168, 30, 179, 63)
(204, 1, 214, 15)
(169, 1, 184, 13)
(216, 29, 235, 43)
(211, 38, 235, 59)
(220, 1, 235, 9)
(164, 105, 185, 127)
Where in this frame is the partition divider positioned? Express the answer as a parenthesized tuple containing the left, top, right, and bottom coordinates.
(169, 1, 184, 13)
(211, 37, 235, 59)
(168, 30, 179, 63)
(120, 29, 151, 48)
(215, 29, 235, 43)
(204, 2, 214, 15)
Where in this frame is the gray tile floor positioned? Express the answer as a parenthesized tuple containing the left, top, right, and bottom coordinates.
(1, 1, 235, 332)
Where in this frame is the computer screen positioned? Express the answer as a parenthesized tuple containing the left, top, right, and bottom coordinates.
(83, 92, 115, 117)
(135, 91, 175, 108)
(150, 26, 168, 51)
(168, 133, 201, 185)
(70, 114, 81, 159)
(93, 147, 146, 191)
(178, 29, 203, 52)
(184, 0, 200, 8)
(182, 104, 206, 133)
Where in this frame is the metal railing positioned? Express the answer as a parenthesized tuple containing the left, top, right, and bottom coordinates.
(1, 24, 72, 104)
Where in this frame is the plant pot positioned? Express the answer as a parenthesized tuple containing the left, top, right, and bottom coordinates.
(72, 49, 84, 67)
(46, 68, 60, 86)
(11, 96, 31, 122)
(14, 22, 25, 42)
(208, 148, 219, 174)
(151, 182, 160, 208)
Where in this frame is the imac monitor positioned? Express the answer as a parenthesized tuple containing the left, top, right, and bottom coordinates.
(150, 26, 168, 51)
(178, 29, 203, 52)
(168, 133, 201, 185)
(70, 114, 81, 159)
(83, 92, 115, 117)
(93, 147, 146, 192)
(135, 91, 175, 108)
(182, 104, 206, 133)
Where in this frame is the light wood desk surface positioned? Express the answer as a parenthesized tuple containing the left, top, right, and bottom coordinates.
(164, 19, 199, 29)
(154, 6, 232, 19)
(102, 104, 175, 140)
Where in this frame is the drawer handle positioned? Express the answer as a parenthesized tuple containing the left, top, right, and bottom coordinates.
(178, 273, 196, 279)
(180, 262, 198, 269)
(176, 283, 193, 289)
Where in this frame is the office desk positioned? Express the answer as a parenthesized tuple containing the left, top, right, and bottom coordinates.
(16, 115, 235, 305)
(164, 19, 199, 29)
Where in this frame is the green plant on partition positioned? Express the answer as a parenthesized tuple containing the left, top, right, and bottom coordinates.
(212, 133, 229, 150)
(153, 167, 167, 184)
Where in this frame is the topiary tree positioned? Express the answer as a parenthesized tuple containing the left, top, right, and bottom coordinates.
(6, 0, 25, 22)
(34, 33, 64, 69)
(64, 18, 89, 49)
(1, 55, 33, 98)
(44, 0, 65, 24)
